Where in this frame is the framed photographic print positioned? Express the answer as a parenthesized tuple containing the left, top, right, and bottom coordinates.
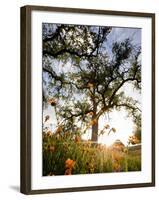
(20, 5, 155, 194)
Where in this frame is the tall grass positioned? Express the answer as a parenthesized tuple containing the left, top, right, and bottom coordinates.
(43, 131, 141, 176)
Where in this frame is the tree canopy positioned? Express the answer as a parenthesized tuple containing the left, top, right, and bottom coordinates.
(42, 24, 141, 142)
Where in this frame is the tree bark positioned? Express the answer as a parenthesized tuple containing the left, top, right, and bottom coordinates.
(91, 94, 98, 142)
(91, 119, 98, 142)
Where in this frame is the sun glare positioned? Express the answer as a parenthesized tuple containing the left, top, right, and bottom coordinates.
(98, 110, 134, 146)
(44, 106, 134, 147)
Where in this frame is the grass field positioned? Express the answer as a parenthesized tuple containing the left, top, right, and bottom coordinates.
(42, 131, 141, 176)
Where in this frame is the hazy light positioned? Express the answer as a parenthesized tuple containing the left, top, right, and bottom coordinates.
(98, 109, 134, 146)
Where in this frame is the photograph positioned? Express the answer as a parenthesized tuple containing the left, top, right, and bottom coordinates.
(42, 23, 142, 176)
(20, 5, 155, 194)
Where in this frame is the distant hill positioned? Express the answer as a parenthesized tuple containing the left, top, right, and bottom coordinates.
(128, 144, 141, 156)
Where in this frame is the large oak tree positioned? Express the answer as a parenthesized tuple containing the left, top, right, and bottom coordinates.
(42, 24, 141, 142)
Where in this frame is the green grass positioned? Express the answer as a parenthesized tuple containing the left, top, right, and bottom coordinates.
(42, 132, 141, 176)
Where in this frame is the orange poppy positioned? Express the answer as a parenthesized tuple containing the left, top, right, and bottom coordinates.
(64, 168, 72, 175)
(65, 158, 76, 169)
(87, 83, 94, 88)
(75, 135, 81, 143)
(48, 98, 57, 106)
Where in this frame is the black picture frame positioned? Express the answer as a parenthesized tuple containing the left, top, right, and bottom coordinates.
(20, 5, 155, 194)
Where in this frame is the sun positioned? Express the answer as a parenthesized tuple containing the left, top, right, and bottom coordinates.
(98, 109, 134, 147)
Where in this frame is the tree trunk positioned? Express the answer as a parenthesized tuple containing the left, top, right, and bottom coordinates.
(91, 119, 98, 142)
(91, 88, 98, 142)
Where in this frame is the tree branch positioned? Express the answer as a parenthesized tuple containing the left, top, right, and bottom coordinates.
(115, 103, 141, 112)
(43, 47, 97, 59)
(108, 77, 141, 106)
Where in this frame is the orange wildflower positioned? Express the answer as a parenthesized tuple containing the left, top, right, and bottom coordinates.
(64, 132, 69, 136)
(64, 158, 76, 175)
(124, 148, 128, 154)
(64, 168, 72, 175)
(65, 158, 76, 169)
(75, 135, 81, 143)
(113, 162, 121, 172)
(112, 128, 116, 133)
(87, 83, 94, 88)
(46, 131, 52, 137)
(48, 145, 55, 152)
(105, 124, 110, 129)
(112, 151, 124, 162)
(87, 111, 94, 116)
(128, 135, 139, 145)
(89, 119, 97, 126)
(55, 126, 63, 134)
(48, 98, 57, 106)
